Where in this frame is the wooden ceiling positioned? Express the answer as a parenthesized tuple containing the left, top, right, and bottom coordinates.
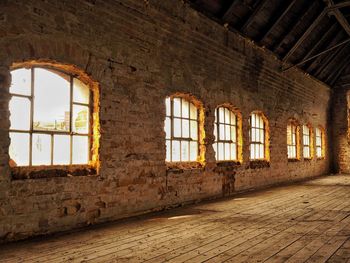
(188, 0, 350, 86)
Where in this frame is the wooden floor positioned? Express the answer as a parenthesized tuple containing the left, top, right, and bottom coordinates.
(2, 175, 350, 262)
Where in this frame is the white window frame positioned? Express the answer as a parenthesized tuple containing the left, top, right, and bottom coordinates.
(214, 107, 238, 161)
(9, 67, 92, 167)
(249, 113, 265, 160)
(303, 125, 312, 159)
(165, 97, 199, 162)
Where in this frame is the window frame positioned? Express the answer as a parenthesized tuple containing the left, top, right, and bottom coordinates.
(165, 96, 200, 163)
(302, 124, 312, 159)
(287, 120, 299, 160)
(214, 106, 238, 162)
(249, 112, 268, 161)
(315, 127, 325, 159)
(9, 66, 93, 167)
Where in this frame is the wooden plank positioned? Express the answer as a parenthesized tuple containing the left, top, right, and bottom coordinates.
(1, 175, 350, 262)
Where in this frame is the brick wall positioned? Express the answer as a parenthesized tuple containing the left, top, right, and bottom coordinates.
(0, 0, 331, 242)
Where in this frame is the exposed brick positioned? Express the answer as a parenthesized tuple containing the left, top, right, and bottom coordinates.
(0, 0, 331, 243)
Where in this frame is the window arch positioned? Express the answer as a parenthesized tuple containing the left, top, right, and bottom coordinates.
(249, 111, 269, 160)
(8, 64, 99, 167)
(315, 126, 325, 158)
(302, 124, 313, 159)
(164, 95, 201, 162)
(287, 119, 299, 159)
(214, 106, 241, 162)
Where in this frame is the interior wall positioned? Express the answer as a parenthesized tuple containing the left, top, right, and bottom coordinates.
(0, 0, 331, 242)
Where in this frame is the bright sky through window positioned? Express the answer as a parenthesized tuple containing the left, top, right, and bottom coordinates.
(9, 67, 91, 167)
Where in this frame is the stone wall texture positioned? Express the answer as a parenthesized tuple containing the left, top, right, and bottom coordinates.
(0, 0, 332, 242)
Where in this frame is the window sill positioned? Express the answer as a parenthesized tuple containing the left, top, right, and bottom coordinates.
(248, 160, 270, 169)
(216, 161, 241, 167)
(303, 158, 313, 161)
(316, 157, 325, 161)
(288, 158, 300, 162)
(166, 162, 203, 173)
(11, 165, 98, 180)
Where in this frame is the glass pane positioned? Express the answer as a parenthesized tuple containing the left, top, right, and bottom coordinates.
(33, 68, 70, 131)
(219, 108, 225, 123)
(190, 141, 197, 161)
(260, 129, 264, 143)
(166, 140, 171, 161)
(224, 108, 230, 123)
(250, 144, 255, 159)
(231, 144, 237, 160)
(53, 135, 70, 165)
(182, 100, 189, 118)
(9, 132, 30, 166)
(72, 135, 89, 164)
(230, 113, 236, 125)
(219, 123, 225, 140)
(73, 105, 89, 134)
(251, 114, 255, 127)
(182, 119, 189, 138)
(172, 140, 180, 161)
(9, 96, 31, 131)
(252, 128, 256, 142)
(231, 126, 236, 142)
(225, 125, 230, 140)
(224, 143, 230, 160)
(190, 120, 198, 140)
(73, 78, 89, 104)
(173, 98, 181, 117)
(164, 117, 171, 139)
(218, 142, 224, 160)
(259, 116, 263, 128)
(32, 133, 51, 165)
(190, 103, 197, 120)
(165, 98, 171, 116)
(10, 68, 31, 96)
(181, 141, 189, 161)
(174, 118, 181, 137)
(259, 145, 264, 159)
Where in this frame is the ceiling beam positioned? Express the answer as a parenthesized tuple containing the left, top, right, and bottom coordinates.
(327, 51, 350, 85)
(282, 9, 326, 63)
(314, 40, 349, 78)
(306, 30, 345, 73)
(326, 1, 350, 11)
(259, 0, 298, 46)
(301, 23, 338, 63)
(240, 0, 268, 34)
(273, 1, 318, 54)
(222, 0, 239, 21)
(325, 0, 350, 36)
(282, 37, 350, 71)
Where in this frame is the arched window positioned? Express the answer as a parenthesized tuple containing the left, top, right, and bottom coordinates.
(249, 112, 268, 160)
(287, 120, 299, 159)
(303, 124, 312, 159)
(164, 96, 199, 162)
(214, 106, 238, 161)
(9, 66, 95, 167)
(315, 127, 325, 158)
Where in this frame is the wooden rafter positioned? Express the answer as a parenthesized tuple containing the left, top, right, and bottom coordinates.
(328, 51, 350, 85)
(240, 0, 268, 33)
(222, 0, 239, 21)
(306, 30, 345, 73)
(314, 41, 349, 77)
(301, 23, 338, 63)
(259, 0, 298, 44)
(273, 1, 318, 52)
(283, 9, 326, 62)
